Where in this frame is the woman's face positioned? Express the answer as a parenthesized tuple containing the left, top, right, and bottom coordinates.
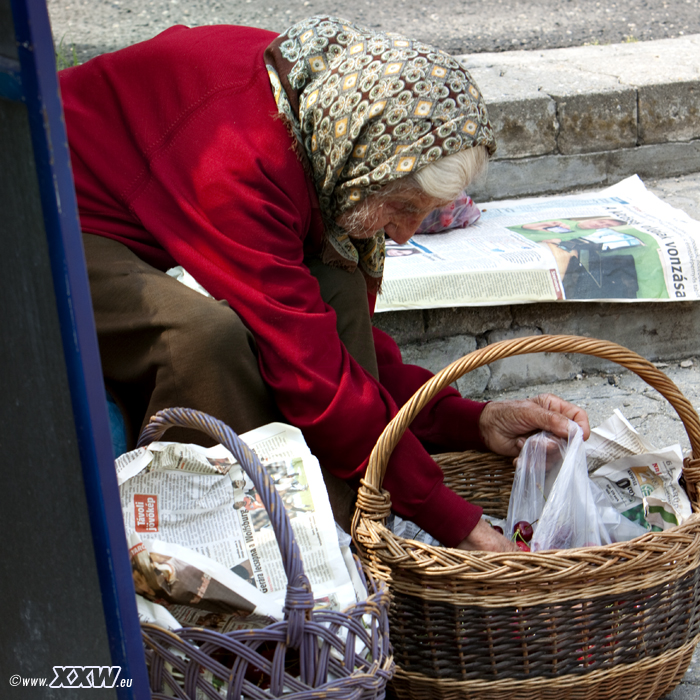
(338, 191, 448, 245)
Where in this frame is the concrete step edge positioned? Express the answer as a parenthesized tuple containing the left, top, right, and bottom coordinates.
(457, 35, 700, 196)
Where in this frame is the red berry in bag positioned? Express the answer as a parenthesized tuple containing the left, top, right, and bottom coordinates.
(492, 525, 504, 535)
(516, 540, 531, 552)
(514, 521, 534, 543)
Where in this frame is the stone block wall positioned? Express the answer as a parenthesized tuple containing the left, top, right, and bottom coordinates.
(374, 301, 700, 393)
(461, 35, 700, 201)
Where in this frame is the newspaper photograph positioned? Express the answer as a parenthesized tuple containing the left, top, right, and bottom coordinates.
(117, 422, 362, 630)
(376, 175, 700, 311)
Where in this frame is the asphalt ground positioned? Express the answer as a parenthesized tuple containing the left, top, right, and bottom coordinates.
(49, 0, 700, 63)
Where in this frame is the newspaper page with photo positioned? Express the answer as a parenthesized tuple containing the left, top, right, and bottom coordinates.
(376, 175, 700, 311)
(117, 422, 361, 631)
(222, 422, 361, 612)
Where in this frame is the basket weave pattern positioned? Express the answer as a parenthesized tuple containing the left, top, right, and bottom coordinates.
(390, 639, 699, 700)
(352, 335, 700, 700)
(137, 408, 394, 700)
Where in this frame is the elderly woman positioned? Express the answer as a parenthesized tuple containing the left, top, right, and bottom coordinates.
(60, 16, 588, 553)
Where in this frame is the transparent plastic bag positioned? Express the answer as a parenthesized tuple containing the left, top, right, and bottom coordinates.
(531, 422, 611, 551)
(505, 421, 643, 551)
(505, 430, 559, 544)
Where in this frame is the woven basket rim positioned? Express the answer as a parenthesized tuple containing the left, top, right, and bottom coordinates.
(353, 334, 700, 589)
(354, 514, 700, 605)
(136, 408, 395, 698)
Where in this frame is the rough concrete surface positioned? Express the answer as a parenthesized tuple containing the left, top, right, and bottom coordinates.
(556, 90, 638, 155)
(470, 141, 700, 201)
(47, 0, 700, 62)
(640, 81, 700, 144)
(457, 35, 700, 197)
(464, 34, 700, 98)
(648, 170, 700, 222)
(481, 97, 558, 159)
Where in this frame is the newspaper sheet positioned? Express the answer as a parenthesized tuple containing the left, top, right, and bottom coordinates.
(117, 422, 361, 629)
(376, 175, 700, 311)
(584, 408, 658, 473)
(585, 411, 692, 531)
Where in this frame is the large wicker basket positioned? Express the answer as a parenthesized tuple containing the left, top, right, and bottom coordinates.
(352, 335, 700, 700)
(136, 408, 394, 699)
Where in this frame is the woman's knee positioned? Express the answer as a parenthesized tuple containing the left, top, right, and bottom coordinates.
(160, 296, 280, 438)
(171, 299, 259, 372)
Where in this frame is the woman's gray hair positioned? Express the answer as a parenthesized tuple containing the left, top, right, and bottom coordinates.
(413, 145, 489, 200)
(338, 145, 489, 234)
(371, 145, 489, 203)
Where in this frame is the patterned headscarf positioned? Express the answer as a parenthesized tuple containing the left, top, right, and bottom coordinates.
(264, 15, 496, 290)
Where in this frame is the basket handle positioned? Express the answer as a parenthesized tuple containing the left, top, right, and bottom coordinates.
(137, 407, 313, 648)
(356, 335, 700, 523)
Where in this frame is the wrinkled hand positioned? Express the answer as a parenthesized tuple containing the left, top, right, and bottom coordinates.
(479, 393, 590, 457)
(456, 519, 518, 552)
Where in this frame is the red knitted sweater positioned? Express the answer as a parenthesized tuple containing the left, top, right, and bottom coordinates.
(60, 24, 488, 546)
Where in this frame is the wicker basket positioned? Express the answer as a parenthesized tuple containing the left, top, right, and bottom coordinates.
(352, 335, 700, 700)
(136, 408, 394, 699)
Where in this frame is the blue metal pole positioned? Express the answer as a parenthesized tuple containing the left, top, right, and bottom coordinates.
(8, 0, 151, 695)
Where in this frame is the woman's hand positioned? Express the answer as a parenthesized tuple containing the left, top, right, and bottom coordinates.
(479, 393, 590, 457)
(454, 394, 588, 553)
(455, 518, 518, 552)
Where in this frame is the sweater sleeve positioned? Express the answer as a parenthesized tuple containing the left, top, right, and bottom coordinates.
(372, 325, 489, 454)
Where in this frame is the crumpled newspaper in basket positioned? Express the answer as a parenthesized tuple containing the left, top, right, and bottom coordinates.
(117, 421, 367, 630)
(121, 408, 393, 699)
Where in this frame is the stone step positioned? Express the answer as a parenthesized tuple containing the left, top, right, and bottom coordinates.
(461, 35, 700, 201)
(379, 38, 700, 392)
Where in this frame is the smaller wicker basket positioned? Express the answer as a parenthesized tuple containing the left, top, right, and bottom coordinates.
(353, 335, 700, 700)
(136, 407, 394, 700)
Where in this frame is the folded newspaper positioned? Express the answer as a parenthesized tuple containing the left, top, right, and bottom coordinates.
(390, 409, 692, 547)
(586, 410, 692, 532)
(117, 422, 366, 632)
(377, 175, 700, 310)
